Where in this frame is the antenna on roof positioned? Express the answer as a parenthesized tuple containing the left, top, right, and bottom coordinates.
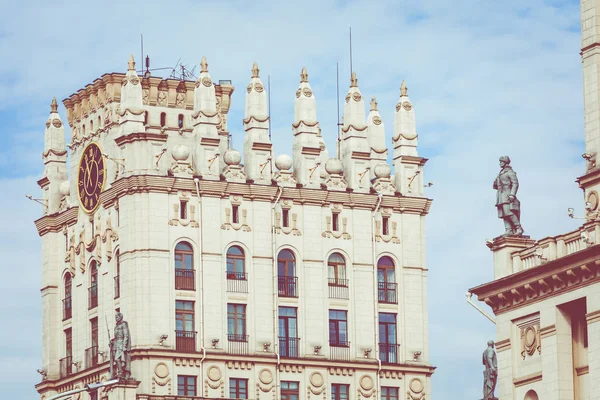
(268, 75, 271, 140)
(336, 62, 341, 160)
(168, 58, 197, 81)
(349, 27, 353, 75)
(140, 34, 144, 74)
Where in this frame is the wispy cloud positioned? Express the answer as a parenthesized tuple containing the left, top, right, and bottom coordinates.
(0, 0, 587, 398)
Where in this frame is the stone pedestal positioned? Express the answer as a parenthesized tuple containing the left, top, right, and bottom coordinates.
(105, 380, 140, 400)
(487, 236, 535, 280)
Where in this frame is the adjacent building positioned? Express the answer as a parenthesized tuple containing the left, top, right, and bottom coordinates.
(470, 1, 600, 399)
(34, 55, 434, 400)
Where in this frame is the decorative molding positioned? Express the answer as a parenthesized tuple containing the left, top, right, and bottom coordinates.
(495, 338, 511, 352)
(328, 367, 354, 376)
(226, 360, 253, 370)
(151, 362, 171, 394)
(513, 371, 542, 387)
(586, 309, 600, 324)
(407, 378, 425, 400)
(539, 324, 556, 339)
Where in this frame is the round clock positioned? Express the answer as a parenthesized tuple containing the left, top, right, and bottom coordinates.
(77, 142, 106, 213)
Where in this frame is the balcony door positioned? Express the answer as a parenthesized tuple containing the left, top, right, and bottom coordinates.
(379, 313, 398, 363)
(279, 307, 298, 357)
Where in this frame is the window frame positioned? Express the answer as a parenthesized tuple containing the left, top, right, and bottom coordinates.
(331, 383, 350, 400)
(177, 375, 197, 396)
(327, 253, 346, 284)
(229, 377, 248, 399)
(277, 249, 296, 277)
(281, 381, 299, 400)
(381, 386, 399, 400)
(329, 309, 348, 346)
(175, 300, 195, 332)
(226, 246, 245, 276)
(227, 303, 247, 338)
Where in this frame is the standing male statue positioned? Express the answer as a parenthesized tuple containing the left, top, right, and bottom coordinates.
(493, 156, 524, 236)
(483, 340, 498, 400)
(109, 312, 131, 380)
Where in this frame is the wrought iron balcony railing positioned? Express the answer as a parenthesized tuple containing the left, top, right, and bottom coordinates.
(85, 345, 99, 369)
(278, 276, 298, 298)
(59, 356, 72, 378)
(378, 282, 398, 304)
(227, 334, 249, 355)
(329, 340, 351, 361)
(379, 342, 401, 364)
(226, 271, 248, 293)
(328, 278, 349, 299)
(279, 336, 300, 358)
(175, 330, 197, 353)
(175, 268, 195, 291)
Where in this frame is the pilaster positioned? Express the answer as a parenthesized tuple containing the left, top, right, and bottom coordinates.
(486, 236, 536, 280)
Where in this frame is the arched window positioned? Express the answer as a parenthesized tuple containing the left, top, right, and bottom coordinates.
(89, 260, 98, 309)
(63, 274, 72, 320)
(175, 242, 195, 290)
(98, 116, 102, 128)
(144, 111, 148, 125)
(90, 119, 94, 132)
(82, 124, 86, 136)
(377, 256, 397, 304)
(160, 112, 166, 127)
(327, 253, 346, 284)
(277, 250, 297, 298)
(114, 251, 120, 299)
(178, 114, 184, 128)
(226, 246, 245, 279)
(524, 390, 539, 400)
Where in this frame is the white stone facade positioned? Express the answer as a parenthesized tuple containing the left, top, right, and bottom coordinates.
(470, 2, 600, 399)
(34, 56, 434, 400)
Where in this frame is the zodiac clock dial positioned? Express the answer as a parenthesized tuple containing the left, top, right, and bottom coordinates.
(77, 142, 106, 213)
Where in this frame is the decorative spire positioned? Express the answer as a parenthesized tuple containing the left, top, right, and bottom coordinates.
(200, 56, 208, 73)
(252, 62, 260, 78)
(370, 97, 378, 111)
(350, 72, 358, 87)
(400, 80, 408, 97)
(300, 66, 308, 83)
(128, 54, 136, 71)
(50, 97, 58, 113)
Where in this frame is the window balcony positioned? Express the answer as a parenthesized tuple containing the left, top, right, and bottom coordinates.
(62, 297, 72, 321)
(378, 282, 397, 304)
(59, 356, 72, 378)
(85, 346, 99, 369)
(227, 334, 249, 355)
(329, 340, 351, 361)
(379, 343, 401, 364)
(279, 336, 300, 358)
(175, 330, 197, 353)
(226, 272, 248, 293)
(114, 275, 120, 299)
(88, 285, 98, 310)
(175, 268, 195, 291)
(278, 276, 298, 298)
(328, 278, 349, 299)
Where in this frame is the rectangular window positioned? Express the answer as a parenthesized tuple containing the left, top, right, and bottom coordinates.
(281, 381, 299, 400)
(178, 375, 197, 396)
(227, 304, 246, 340)
(331, 383, 349, 400)
(382, 216, 389, 235)
(329, 310, 348, 346)
(379, 313, 398, 364)
(382, 387, 399, 400)
(332, 213, 339, 231)
(65, 328, 72, 358)
(91, 317, 98, 347)
(176, 301, 195, 332)
(279, 307, 299, 358)
(232, 205, 240, 224)
(282, 209, 290, 228)
(180, 200, 188, 220)
(230, 378, 248, 399)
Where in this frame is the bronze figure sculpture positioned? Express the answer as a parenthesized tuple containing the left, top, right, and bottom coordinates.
(109, 312, 131, 380)
(493, 156, 524, 236)
(483, 340, 498, 400)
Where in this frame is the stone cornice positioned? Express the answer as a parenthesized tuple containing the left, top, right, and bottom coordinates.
(495, 338, 511, 352)
(470, 245, 600, 315)
(33, 176, 432, 236)
(586, 309, 600, 324)
(513, 371, 542, 387)
(34, 207, 78, 236)
(577, 167, 600, 189)
(114, 132, 168, 146)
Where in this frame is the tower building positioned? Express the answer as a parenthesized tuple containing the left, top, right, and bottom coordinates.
(34, 57, 434, 400)
(469, 1, 600, 399)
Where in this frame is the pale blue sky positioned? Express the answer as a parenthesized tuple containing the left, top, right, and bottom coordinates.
(0, 0, 586, 398)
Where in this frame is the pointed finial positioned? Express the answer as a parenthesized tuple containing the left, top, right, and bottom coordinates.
(300, 66, 308, 83)
(370, 97, 378, 111)
(400, 80, 408, 97)
(128, 54, 136, 71)
(350, 72, 358, 87)
(252, 62, 259, 78)
(200, 56, 208, 73)
(50, 97, 58, 113)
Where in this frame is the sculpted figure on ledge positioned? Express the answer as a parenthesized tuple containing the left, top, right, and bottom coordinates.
(482, 340, 498, 400)
(109, 312, 132, 380)
(493, 156, 524, 236)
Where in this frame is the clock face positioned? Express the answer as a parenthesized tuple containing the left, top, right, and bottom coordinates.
(77, 142, 106, 213)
